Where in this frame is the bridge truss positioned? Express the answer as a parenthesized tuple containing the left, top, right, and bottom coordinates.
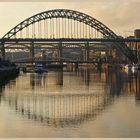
(1, 9, 138, 63)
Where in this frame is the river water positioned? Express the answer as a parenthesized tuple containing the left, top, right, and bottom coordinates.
(0, 67, 140, 138)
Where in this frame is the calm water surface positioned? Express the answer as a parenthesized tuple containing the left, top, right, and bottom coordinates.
(0, 68, 140, 138)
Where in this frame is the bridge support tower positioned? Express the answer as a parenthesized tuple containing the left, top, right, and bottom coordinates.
(58, 42, 63, 65)
(82, 42, 89, 61)
(29, 41, 35, 62)
(0, 42, 5, 60)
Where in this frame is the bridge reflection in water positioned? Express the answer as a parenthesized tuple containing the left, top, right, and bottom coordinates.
(2, 68, 140, 127)
(4, 92, 114, 127)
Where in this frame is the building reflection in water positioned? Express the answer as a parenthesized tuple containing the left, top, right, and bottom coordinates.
(3, 68, 137, 127)
(121, 70, 140, 100)
(105, 68, 124, 96)
(135, 72, 140, 100)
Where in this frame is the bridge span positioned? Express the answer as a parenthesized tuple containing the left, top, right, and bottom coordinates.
(0, 9, 139, 63)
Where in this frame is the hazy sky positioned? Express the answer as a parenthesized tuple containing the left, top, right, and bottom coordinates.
(0, 0, 140, 38)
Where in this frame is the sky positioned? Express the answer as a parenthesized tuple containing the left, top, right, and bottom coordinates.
(0, 0, 140, 38)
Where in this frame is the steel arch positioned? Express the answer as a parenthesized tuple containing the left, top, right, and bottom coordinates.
(2, 9, 137, 62)
(2, 9, 117, 39)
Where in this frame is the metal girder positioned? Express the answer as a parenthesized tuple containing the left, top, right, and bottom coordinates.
(1, 38, 140, 43)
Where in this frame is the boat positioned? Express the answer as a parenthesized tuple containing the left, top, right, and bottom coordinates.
(34, 63, 47, 73)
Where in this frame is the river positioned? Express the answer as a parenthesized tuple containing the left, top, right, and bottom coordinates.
(0, 67, 140, 138)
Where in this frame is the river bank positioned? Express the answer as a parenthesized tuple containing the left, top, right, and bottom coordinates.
(0, 60, 19, 85)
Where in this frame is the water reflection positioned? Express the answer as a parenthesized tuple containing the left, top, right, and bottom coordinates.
(4, 93, 114, 127)
(0, 86, 2, 104)
(56, 69, 63, 85)
(30, 73, 47, 89)
(135, 72, 140, 100)
(106, 68, 124, 96)
(2, 68, 140, 128)
(121, 69, 140, 99)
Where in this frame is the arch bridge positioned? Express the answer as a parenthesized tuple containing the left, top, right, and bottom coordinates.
(0, 9, 138, 63)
